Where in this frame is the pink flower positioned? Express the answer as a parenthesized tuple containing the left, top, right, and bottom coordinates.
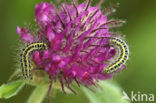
(17, 0, 126, 96)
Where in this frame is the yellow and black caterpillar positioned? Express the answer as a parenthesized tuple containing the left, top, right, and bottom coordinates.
(103, 37, 129, 73)
(20, 42, 48, 79)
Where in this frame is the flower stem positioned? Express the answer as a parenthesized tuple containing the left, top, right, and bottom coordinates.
(27, 84, 49, 103)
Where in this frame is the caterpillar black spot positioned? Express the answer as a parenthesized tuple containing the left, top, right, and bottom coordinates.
(21, 42, 48, 79)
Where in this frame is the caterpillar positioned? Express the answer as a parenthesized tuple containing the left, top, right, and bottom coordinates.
(20, 42, 48, 79)
(103, 37, 129, 73)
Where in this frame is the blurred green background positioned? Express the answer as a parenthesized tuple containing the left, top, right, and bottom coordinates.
(0, 0, 156, 103)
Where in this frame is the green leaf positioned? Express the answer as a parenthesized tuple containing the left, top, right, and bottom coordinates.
(82, 80, 131, 103)
(27, 84, 49, 103)
(0, 80, 25, 99)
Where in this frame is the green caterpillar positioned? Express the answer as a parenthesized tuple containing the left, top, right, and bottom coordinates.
(20, 42, 48, 79)
(103, 37, 129, 73)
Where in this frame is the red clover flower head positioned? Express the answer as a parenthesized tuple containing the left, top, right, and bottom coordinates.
(16, 0, 128, 95)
